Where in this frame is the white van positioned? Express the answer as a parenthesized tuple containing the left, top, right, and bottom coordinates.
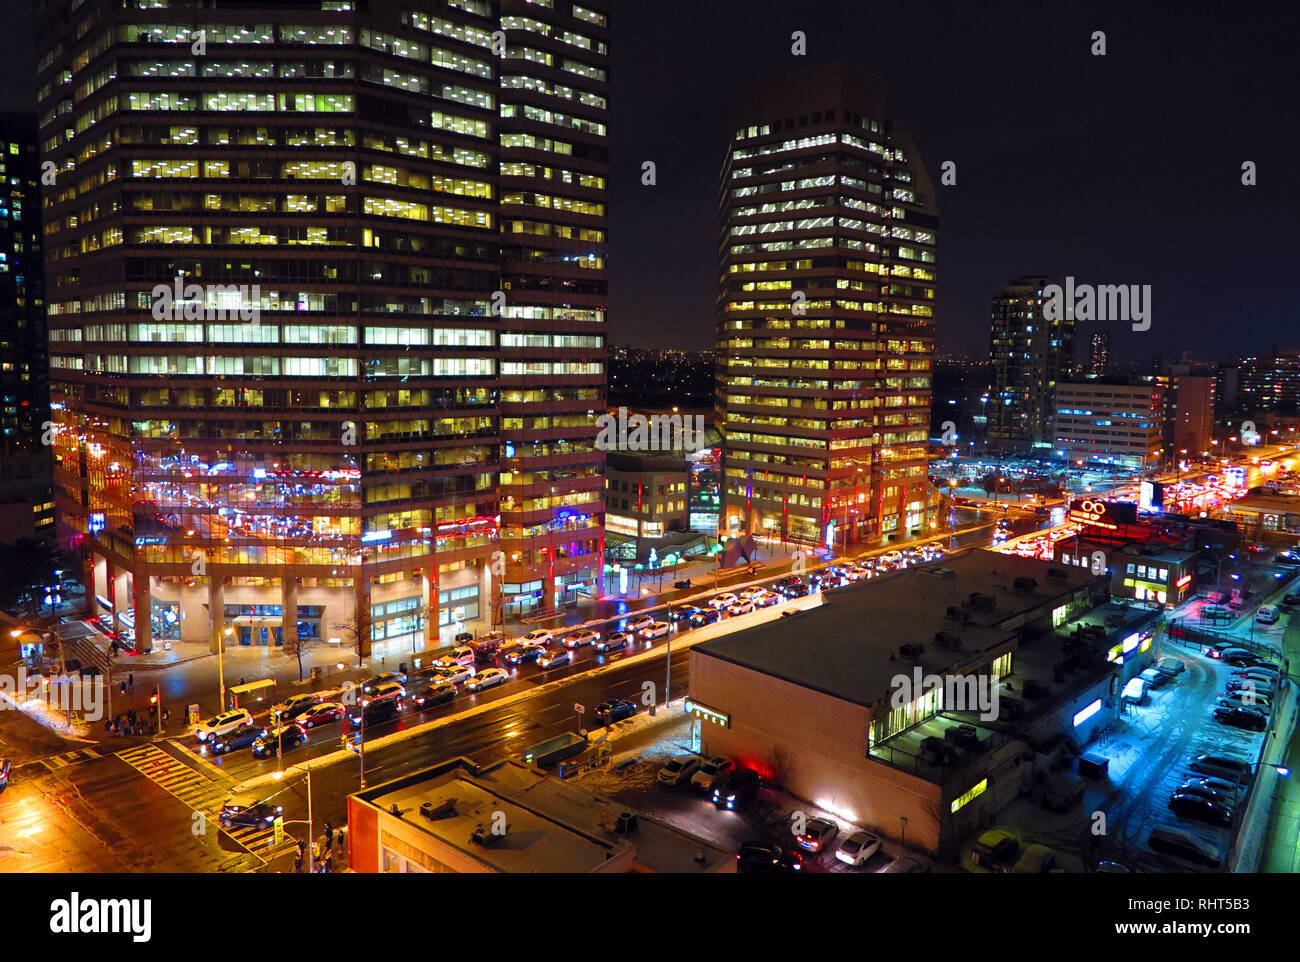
(1256, 605, 1280, 625)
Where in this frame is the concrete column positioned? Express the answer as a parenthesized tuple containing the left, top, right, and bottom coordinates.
(354, 574, 371, 659)
(477, 559, 492, 630)
(281, 576, 299, 651)
(422, 569, 435, 649)
(132, 574, 153, 653)
(208, 576, 226, 655)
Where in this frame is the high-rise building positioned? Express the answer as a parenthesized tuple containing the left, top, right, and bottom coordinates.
(36, 0, 607, 653)
(1088, 331, 1109, 376)
(987, 276, 1073, 450)
(1054, 377, 1167, 470)
(0, 113, 47, 454)
(1169, 375, 1216, 457)
(716, 62, 937, 547)
(1236, 351, 1300, 414)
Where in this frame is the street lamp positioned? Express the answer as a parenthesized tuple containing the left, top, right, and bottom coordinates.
(273, 766, 314, 873)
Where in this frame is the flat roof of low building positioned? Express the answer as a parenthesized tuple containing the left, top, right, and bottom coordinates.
(355, 758, 731, 873)
(693, 549, 1099, 708)
(1224, 493, 1300, 516)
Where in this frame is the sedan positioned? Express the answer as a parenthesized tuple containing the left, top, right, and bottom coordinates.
(795, 817, 840, 852)
(465, 668, 508, 692)
(595, 632, 630, 653)
(251, 725, 305, 758)
(739, 586, 765, 598)
(668, 606, 699, 623)
(710, 593, 738, 609)
(411, 681, 457, 709)
(1213, 706, 1268, 731)
(835, 831, 883, 867)
(726, 599, 755, 616)
(625, 615, 656, 633)
(753, 590, 781, 608)
(737, 842, 802, 874)
(1216, 694, 1271, 714)
(297, 701, 345, 729)
(218, 796, 283, 829)
(207, 723, 262, 755)
(434, 664, 476, 685)
(1283, 592, 1300, 606)
(1221, 650, 1260, 667)
(504, 644, 546, 667)
(641, 621, 671, 639)
(1169, 792, 1233, 827)
(1174, 782, 1237, 807)
(271, 693, 321, 722)
(689, 608, 721, 628)
(562, 629, 600, 649)
(594, 698, 637, 725)
(519, 629, 553, 646)
(537, 649, 571, 670)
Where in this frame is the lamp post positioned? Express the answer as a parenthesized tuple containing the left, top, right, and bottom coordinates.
(219, 625, 233, 711)
(273, 765, 314, 873)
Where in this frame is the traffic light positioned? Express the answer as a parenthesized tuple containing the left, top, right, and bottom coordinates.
(150, 691, 158, 706)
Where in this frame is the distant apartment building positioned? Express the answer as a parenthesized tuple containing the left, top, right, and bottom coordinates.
(1168, 375, 1215, 456)
(988, 276, 1073, 450)
(1236, 351, 1300, 414)
(716, 62, 937, 547)
(1054, 377, 1167, 470)
(1088, 331, 1110, 376)
(36, 0, 609, 652)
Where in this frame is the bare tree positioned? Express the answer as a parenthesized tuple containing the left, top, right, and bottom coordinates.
(767, 746, 794, 789)
(281, 631, 316, 682)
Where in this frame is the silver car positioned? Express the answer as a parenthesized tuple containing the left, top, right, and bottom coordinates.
(657, 754, 702, 786)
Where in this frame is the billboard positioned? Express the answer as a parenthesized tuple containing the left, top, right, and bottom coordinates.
(1067, 498, 1138, 529)
(1139, 481, 1164, 512)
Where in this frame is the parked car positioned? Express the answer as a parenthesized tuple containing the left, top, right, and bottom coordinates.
(1148, 824, 1222, 868)
(1169, 792, 1234, 826)
(1174, 781, 1238, 807)
(835, 831, 882, 867)
(1226, 676, 1277, 696)
(519, 629, 554, 647)
(712, 768, 761, 810)
(1121, 676, 1147, 705)
(595, 632, 630, 653)
(562, 629, 600, 649)
(794, 816, 839, 853)
(594, 698, 636, 725)
(271, 693, 321, 723)
(1188, 754, 1253, 784)
(251, 724, 305, 758)
(1155, 656, 1186, 676)
(1256, 604, 1281, 625)
(207, 723, 262, 755)
(970, 830, 1020, 872)
(1220, 649, 1260, 667)
(194, 708, 255, 743)
(1179, 777, 1243, 803)
(1213, 706, 1268, 731)
(504, 644, 546, 667)
(657, 754, 702, 786)
(536, 649, 571, 670)
(297, 701, 345, 729)
(737, 841, 802, 874)
(465, 668, 508, 692)
(1139, 667, 1171, 689)
(1203, 641, 1237, 659)
(877, 855, 926, 874)
(1201, 605, 1234, 621)
(1012, 844, 1057, 874)
(1282, 592, 1300, 606)
(1216, 694, 1272, 714)
(690, 756, 735, 792)
(218, 795, 283, 829)
(641, 621, 671, 639)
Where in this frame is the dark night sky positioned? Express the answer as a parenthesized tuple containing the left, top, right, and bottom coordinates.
(5, 0, 1297, 362)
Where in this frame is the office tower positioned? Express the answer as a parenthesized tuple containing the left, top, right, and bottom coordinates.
(717, 62, 937, 547)
(987, 276, 1073, 450)
(36, 0, 607, 653)
(0, 113, 47, 453)
(1237, 351, 1300, 414)
(1088, 331, 1109, 376)
(1054, 377, 1167, 470)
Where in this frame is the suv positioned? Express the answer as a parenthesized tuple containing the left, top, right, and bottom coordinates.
(218, 796, 283, 829)
(251, 725, 305, 758)
(971, 830, 1020, 872)
(690, 756, 735, 792)
(194, 708, 255, 743)
(657, 754, 702, 786)
(712, 769, 761, 810)
(1188, 754, 1253, 785)
(350, 697, 402, 727)
(594, 698, 636, 725)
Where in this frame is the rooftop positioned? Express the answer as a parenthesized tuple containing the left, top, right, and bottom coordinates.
(693, 549, 1100, 708)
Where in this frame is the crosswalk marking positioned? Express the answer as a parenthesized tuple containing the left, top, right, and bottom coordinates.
(117, 744, 294, 855)
(38, 747, 103, 772)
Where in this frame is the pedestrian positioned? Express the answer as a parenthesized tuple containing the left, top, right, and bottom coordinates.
(162, 706, 169, 723)
(323, 853, 333, 874)
(127, 673, 134, 692)
(311, 839, 320, 863)
(119, 680, 126, 696)
(324, 821, 333, 851)
(294, 855, 303, 873)
(104, 717, 112, 734)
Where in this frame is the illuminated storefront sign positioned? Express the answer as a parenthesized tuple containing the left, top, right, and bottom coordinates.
(683, 698, 730, 728)
(1175, 574, 1192, 589)
(950, 778, 988, 813)
(1073, 699, 1102, 727)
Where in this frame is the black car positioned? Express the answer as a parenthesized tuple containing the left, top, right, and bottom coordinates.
(1221, 651, 1259, 668)
(689, 607, 721, 628)
(669, 605, 700, 623)
(712, 769, 761, 810)
(1213, 706, 1268, 732)
(1276, 553, 1300, 566)
(1168, 792, 1233, 827)
(783, 582, 811, 598)
(411, 680, 457, 709)
(737, 841, 802, 874)
(218, 796, 283, 829)
(208, 723, 263, 755)
(251, 725, 305, 758)
(504, 644, 545, 667)
(1283, 593, 1300, 606)
(350, 698, 402, 727)
(594, 698, 637, 725)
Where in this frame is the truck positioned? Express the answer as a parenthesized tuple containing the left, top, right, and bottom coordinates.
(522, 731, 588, 768)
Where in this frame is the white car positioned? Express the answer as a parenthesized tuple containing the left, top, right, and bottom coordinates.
(194, 708, 254, 742)
(690, 756, 734, 792)
(519, 629, 553, 646)
(465, 668, 508, 692)
(753, 590, 781, 607)
(626, 615, 656, 632)
(360, 681, 405, 706)
(562, 628, 600, 649)
(434, 664, 476, 685)
(835, 831, 882, 867)
(657, 754, 703, 786)
(726, 599, 755, 616)
(739, 586, 765, 599)
(642, 621, 670, 639)
(709, 593, 738, 609)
